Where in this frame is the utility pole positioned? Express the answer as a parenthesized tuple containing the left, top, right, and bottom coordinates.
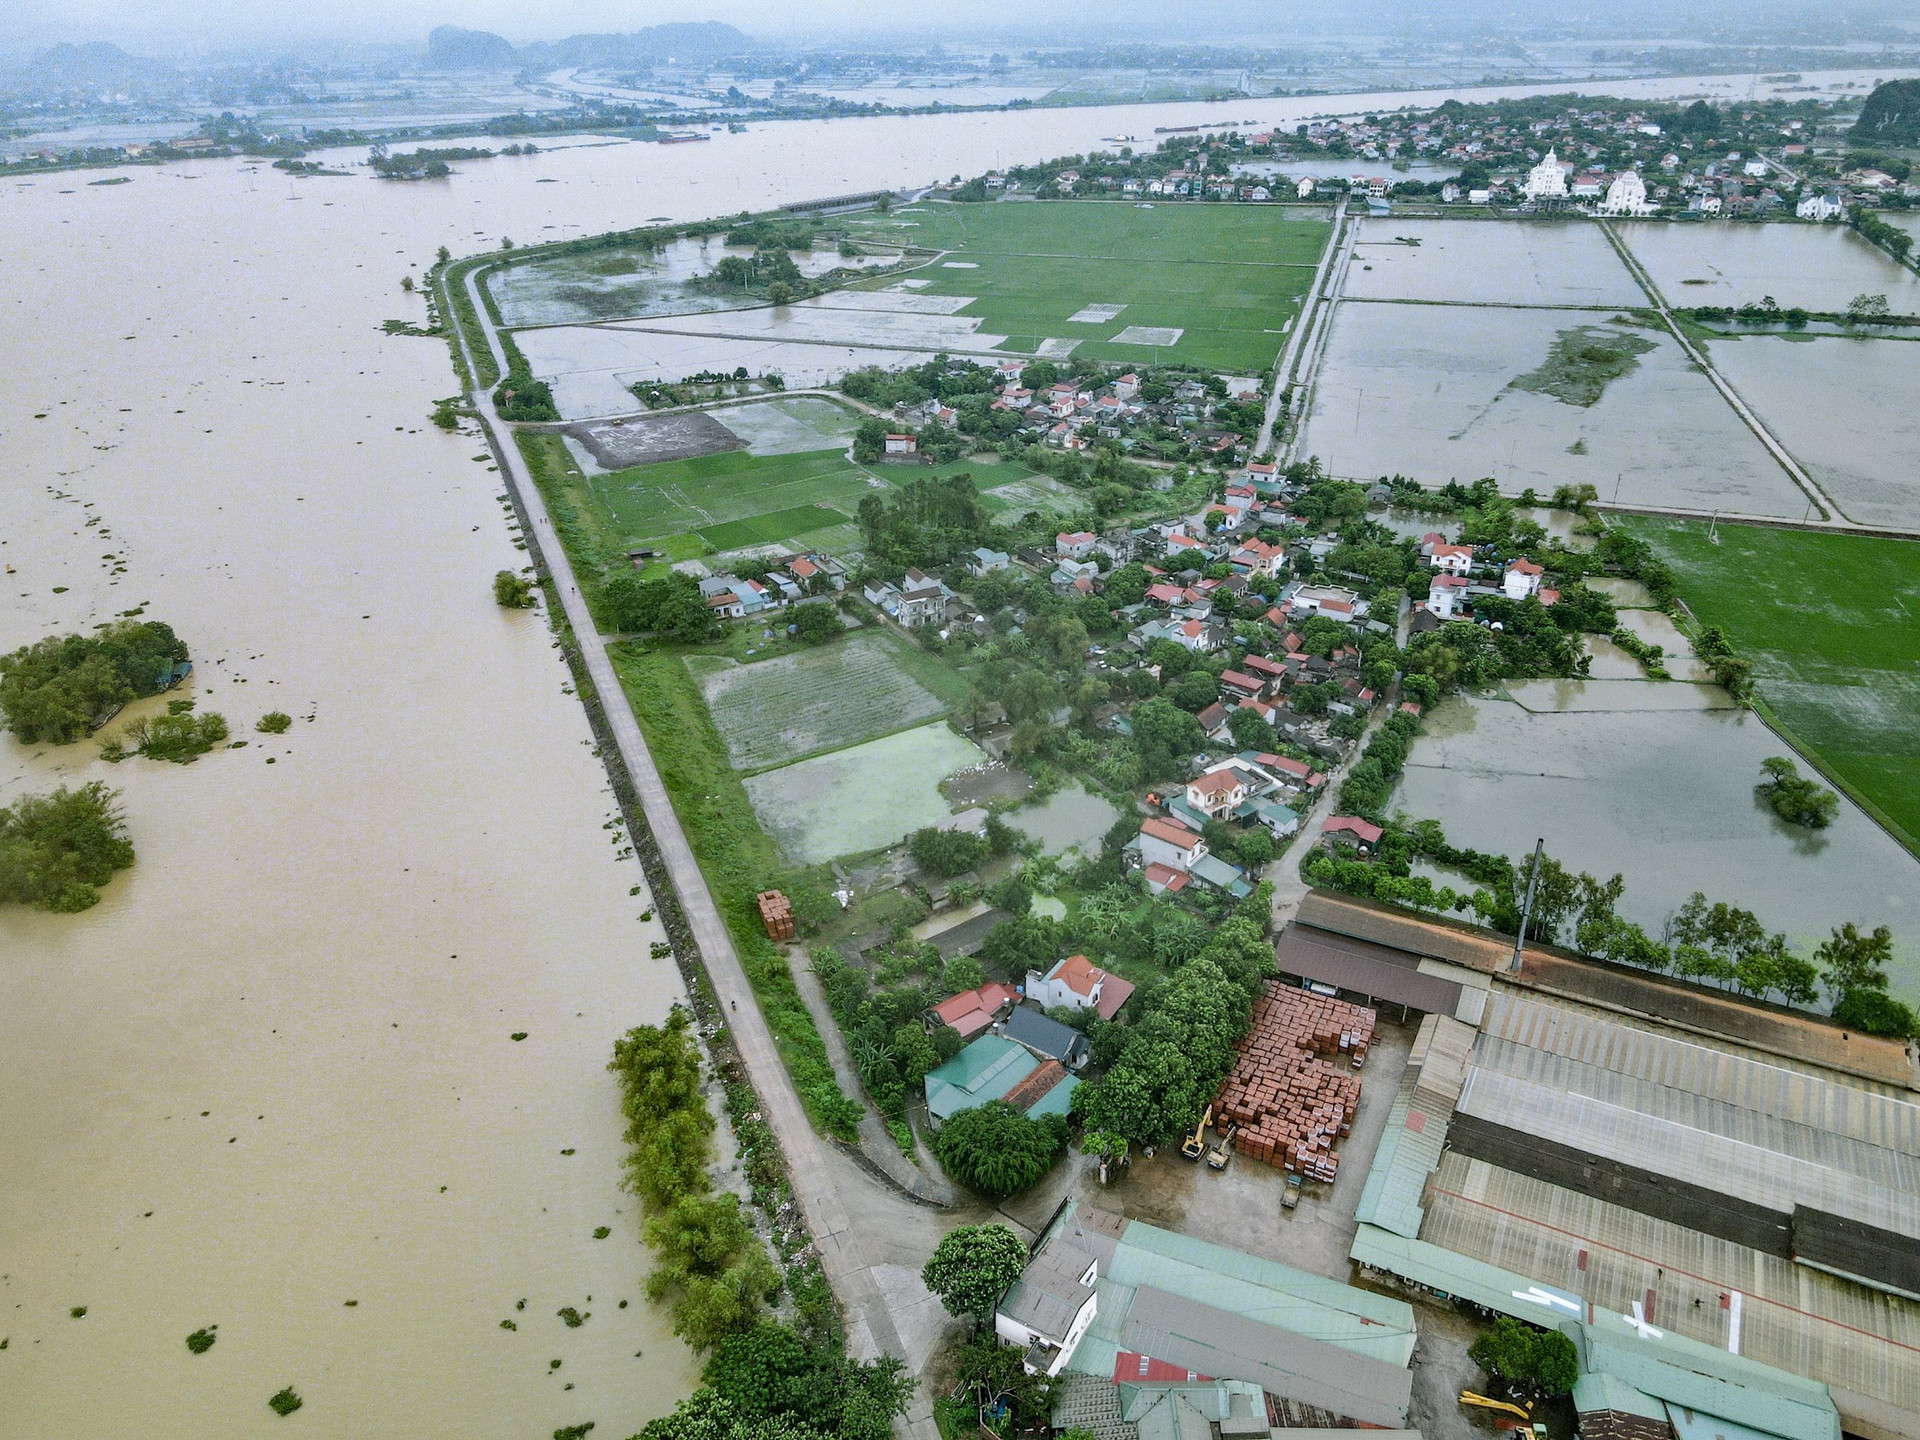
(1510, 838, 1545, 972)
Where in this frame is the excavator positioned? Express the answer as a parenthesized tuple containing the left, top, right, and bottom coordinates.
(1459, 1393, 1545, 1437)
(1180, 1106, 1213, 1161)
(1207, 1122, 1238, 1170)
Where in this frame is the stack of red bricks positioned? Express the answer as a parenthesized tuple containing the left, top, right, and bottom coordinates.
(1214, 983, 1376, 1182)
(756, 890, 795, 942)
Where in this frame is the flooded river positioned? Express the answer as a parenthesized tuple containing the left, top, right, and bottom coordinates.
(4, 69, 1914, 1436)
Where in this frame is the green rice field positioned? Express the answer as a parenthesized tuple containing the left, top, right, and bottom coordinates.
(1625, 518, 1920, 854)
(848, 200, 1332, 373)
(586, 447, 881, 545)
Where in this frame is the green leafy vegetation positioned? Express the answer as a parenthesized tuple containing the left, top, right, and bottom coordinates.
(185, 1326, 217, 1354)
(1470, 1317, 1579, 1399)
(608, 1008, 781, 1349)
(0, 782, 135, 912)
(932, 1101, 1068, 1198)
(494, 570, 538, 608)
(268, 1387, 303, 1417)
(642, 1324, 914, 1440)
(1850, 78, 1920, 147)
(920, 1224, 1029, 1329)
(1509, 324, 1658, 408)
(1622, 520, 1920, 852)
(121, 709, 229, 763)
(493, 335, 560, 422)
(0, 620, 189, 744)
(1758, 756, 1838, 829)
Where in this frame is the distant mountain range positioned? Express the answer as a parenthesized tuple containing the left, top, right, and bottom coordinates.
(426, 23, 754, 72)
(30, 41, 171, 83)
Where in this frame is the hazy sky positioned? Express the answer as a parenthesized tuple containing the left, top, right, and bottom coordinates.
(14, 0, 1249, 49)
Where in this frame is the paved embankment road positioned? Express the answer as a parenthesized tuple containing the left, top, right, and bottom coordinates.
(448, 264, 941, 1436)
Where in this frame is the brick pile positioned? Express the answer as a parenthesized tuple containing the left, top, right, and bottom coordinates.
(756, 890, 795, 942)
(1214, 983, 1375, 1182)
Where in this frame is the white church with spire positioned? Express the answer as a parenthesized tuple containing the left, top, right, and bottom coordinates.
(1523, 148, 1570, 202)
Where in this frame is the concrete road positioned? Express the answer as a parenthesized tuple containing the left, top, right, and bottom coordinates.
(445, 262, 944, 1436)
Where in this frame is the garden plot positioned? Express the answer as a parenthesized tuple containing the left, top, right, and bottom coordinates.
(1297, 302, 1807, 516)
(585, 447, 882, 547)
(1612, 610, 1713, 681)
(1068, 303, 1127, 323)
(1342, 218, 1645, 307)
(1703, 336, 1920, 529)
(983, 475, 1082, 517)
(567, 410, 742, 471)
(688, 633, 945, 769)
(713, 396, 857, 455)
(1622, 223, 1920, 316)
(513, 325, 936, 419)
(1395, 697, 1920, 986)
(746, 723, 985, 864)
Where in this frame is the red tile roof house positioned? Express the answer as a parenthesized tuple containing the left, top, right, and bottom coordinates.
(1186, 767, 1249, 818)
(1258, 753, 1326, 792)
(928, 981, 1019, 1041)
(1321, 816, 1384, 853)
(1025, 954, 1137, 1020)
(1220, 669, 1265, 700)
(1056, 530, 1098, 560)
(1426, 541, 1474, 575)
(1241, 653, 1288, 682)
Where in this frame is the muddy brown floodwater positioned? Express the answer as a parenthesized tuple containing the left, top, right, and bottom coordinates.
(5, 69, 1916, 1438)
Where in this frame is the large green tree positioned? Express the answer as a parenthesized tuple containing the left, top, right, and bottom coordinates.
(0, 620, 189, 744)
(0, 781, 136, 912)
(921, 1224, 1029, 1328)
(932, 1103, 1068, 1197)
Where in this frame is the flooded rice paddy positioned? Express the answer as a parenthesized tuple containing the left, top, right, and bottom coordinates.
(743, 723, 985, 864)
(1298, 301, 1808, 514)
(1395, 695, 1920, 993)
(1345, 217, 1645, 307)
(1622, 221, 1920, 316)
(1704, 335, 1920, 529)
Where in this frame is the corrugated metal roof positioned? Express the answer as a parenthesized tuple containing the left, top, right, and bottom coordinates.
(1455, 1068, 1920, 1240)
(924, 1034, 1036, 1121)
(1574, 1371, 1671, 1420)
(1107, 1218, 1415, 1363)
(1479, 993, 1920, 1147)
(1277, 924, 1464, 1014)
(1667, 1402, 1803, 1440)
(1416, 1153, 1920, 1418)
(1349, 1224, 1585, 1325)
(1120, 1285, 1413, 1428)
(1469, 1034, 1920, 1202)
(1356, 1013, 1476, 1239)
(1576, 1314, 1840, 1440)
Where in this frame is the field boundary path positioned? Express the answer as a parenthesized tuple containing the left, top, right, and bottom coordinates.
(1599, 219, 1845, 524)
(446, 263, 941, 1439)
(1259, 193, 1349, 457)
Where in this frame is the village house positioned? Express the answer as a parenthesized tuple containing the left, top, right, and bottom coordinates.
(1056, 530, 1098, 560)
(926, 980, 1018, 1041)
(1425, 572, 1471, 619)
(1025, 953, 1136, 1021)
(884, 432, 917, 456)
(1136, 816, 1207, 872)
(1322, 815, 1383, 853)
(1186, 768, 1249, 819)
(1503, 557, 1545, 601)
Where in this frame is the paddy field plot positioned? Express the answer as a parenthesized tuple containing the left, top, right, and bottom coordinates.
(687, 632, 947, 769)
(1623, 517, 1920, 861)
(1297, 301, 1807, 516)
(1622, 223, 1920, 316)
(745, 723, 986, 864)
(708, 396, 857, 455)
(1343, 217, 1646, 307)
(1703, 336, 1920, 528)
(1395, 694, 1920, 994)
(583, 446, 885, 549)
(846, 200, 1332, 372)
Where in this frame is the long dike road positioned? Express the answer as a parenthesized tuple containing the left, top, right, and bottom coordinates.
(445, 263, 945, 1439)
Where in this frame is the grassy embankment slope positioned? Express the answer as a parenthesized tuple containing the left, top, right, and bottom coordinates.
(1625, 517, 1920, 855)
(848, 199, 1331, 373)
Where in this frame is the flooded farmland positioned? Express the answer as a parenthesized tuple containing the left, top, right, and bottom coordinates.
(1345, 216, 1645, 307)
(8, 65, 1920, 1437)
(1704, 336, 1920, 529)
(1297, 300, 1809, 514)
(1620, 221, 1920, 315)
(1394, 695, 1920, 996)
